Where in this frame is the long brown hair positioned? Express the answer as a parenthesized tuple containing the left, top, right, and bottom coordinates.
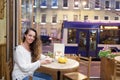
(23, 28, 42, 62)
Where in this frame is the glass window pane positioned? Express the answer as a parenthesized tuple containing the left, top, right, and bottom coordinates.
(63, 15, 68, 20)
(78, 31, 87, 50)
(73, 15, 78, 21)
(74, 0, 79, 8)
(41, 14, 46, 23)
(84, 15, 88, 20)
(63, 0, 68, 7)
(67, 29, 76, 43)
(51, 0, 58, 8)
(114, 17, 119, 20)
(95, 0, 100, 8)
(115, 1, 120, 9)
(52, 14, 57, 23)
(94, 16, 98, 20)
(40, 0, 47, 7)
(99, 26, 120, 44)
(84, 0, 89, 8)
(105, 1, 109, 9)
(50, 28, 57, 37)
(104, 16, 109, 20)
(41, 28, 47, 35)
(89, 30, 97, 51)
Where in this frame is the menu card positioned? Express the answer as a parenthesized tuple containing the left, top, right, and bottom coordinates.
(54, 43, 65, 59)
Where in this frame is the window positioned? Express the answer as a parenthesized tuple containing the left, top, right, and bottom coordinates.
(51, 0, 58, 8)
(105, 1, 110, 9)
(73, 15, 78, 21)
(41, 14, 46, 23)
(41, 28, 47, 35)
(74, 0, 79, 9)
(95, 0, 100, 8)
(33, 0, 37, 7)
(63, 15, 68, 20)
(67, 29, 76, 43)
(84, 15, 88, 21)
(40, 0, 47, 8)
(84, 0, 89, 9)
(114, 17, 119, 20)
(50, 28, 57, 37)
(63, 0, 68, 8)
(94, 16, 99, 20)
(99, 26, 120, 44)
(104, 16, 109, 20)
(90, 30, 97, 51)
(115, 1, 120, 9)
(52, 14, 57, 23)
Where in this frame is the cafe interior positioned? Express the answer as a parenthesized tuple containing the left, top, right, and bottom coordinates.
(0, 0, 120, 80)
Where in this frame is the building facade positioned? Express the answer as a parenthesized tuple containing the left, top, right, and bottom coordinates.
(20, 0, 120, 40)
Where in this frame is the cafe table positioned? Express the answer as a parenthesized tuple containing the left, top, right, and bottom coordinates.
(37, 58, 79, 80)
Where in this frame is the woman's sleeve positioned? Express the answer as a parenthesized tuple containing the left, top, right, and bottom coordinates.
(40, 54, 47, 60)
(14, 47, 40, 73)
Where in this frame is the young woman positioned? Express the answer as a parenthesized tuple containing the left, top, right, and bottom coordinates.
(12, 28, 53, 80)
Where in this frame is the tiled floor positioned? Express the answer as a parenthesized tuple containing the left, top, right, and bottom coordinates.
(79, 61, 101, 79)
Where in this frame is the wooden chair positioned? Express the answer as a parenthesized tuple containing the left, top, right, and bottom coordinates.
(29, 76, 33, 80)
(112, 60, 120, 80)
(63, 55, 92, 80)
(65, 54, 80, 61)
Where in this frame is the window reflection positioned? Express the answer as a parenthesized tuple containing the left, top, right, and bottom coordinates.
(40, 0, 47, 8)
(74, 0, 79, 8)
(99, 26, 120, 44)
(116, 1, 120, 9)
(41, 14, 46, 23)
(78, 32, 87, 50)
(52, 14, 57, 23)
(67, 29, 76, 43)
(63, 0, 68, 7)
(51, 0, 58, 8)
(90, 30, 97, 51)
(95, 0, 100, 8)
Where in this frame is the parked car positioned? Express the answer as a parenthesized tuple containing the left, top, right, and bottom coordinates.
(40, 35, 52, 45)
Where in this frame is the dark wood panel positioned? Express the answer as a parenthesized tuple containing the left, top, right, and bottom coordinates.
(100, 57, 114, 80)
(0, 44, 6, 78)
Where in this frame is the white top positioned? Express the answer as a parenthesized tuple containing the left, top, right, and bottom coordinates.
(41, 59, 79, 70)
(12, 45, 46, 80)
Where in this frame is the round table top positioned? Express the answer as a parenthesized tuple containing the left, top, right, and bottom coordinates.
(114, 56, 120, 62)
(41, 58, 79, 70)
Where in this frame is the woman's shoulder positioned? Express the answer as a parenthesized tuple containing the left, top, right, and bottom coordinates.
(15, 45, 23, 50)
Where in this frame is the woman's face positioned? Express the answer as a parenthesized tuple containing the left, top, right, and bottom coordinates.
(25, 30, 36, 44)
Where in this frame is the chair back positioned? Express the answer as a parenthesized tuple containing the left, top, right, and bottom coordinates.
(65, 54, 80, 61)
(113, 60, 120, 80)
(63, 54, 92, 80)
(79, 55, 92, 80)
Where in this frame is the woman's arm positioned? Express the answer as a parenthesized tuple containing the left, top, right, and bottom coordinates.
(14, 46, 40, 72)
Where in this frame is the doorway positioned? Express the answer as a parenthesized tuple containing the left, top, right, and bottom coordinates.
(77, 29, 98, 57)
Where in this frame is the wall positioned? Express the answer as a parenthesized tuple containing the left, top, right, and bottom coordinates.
(0, 2, 6, 44)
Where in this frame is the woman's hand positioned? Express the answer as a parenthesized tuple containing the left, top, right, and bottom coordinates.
(40, 57, 53, 65)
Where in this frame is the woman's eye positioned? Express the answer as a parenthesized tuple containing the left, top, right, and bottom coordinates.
(29, 34, 32, 37)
